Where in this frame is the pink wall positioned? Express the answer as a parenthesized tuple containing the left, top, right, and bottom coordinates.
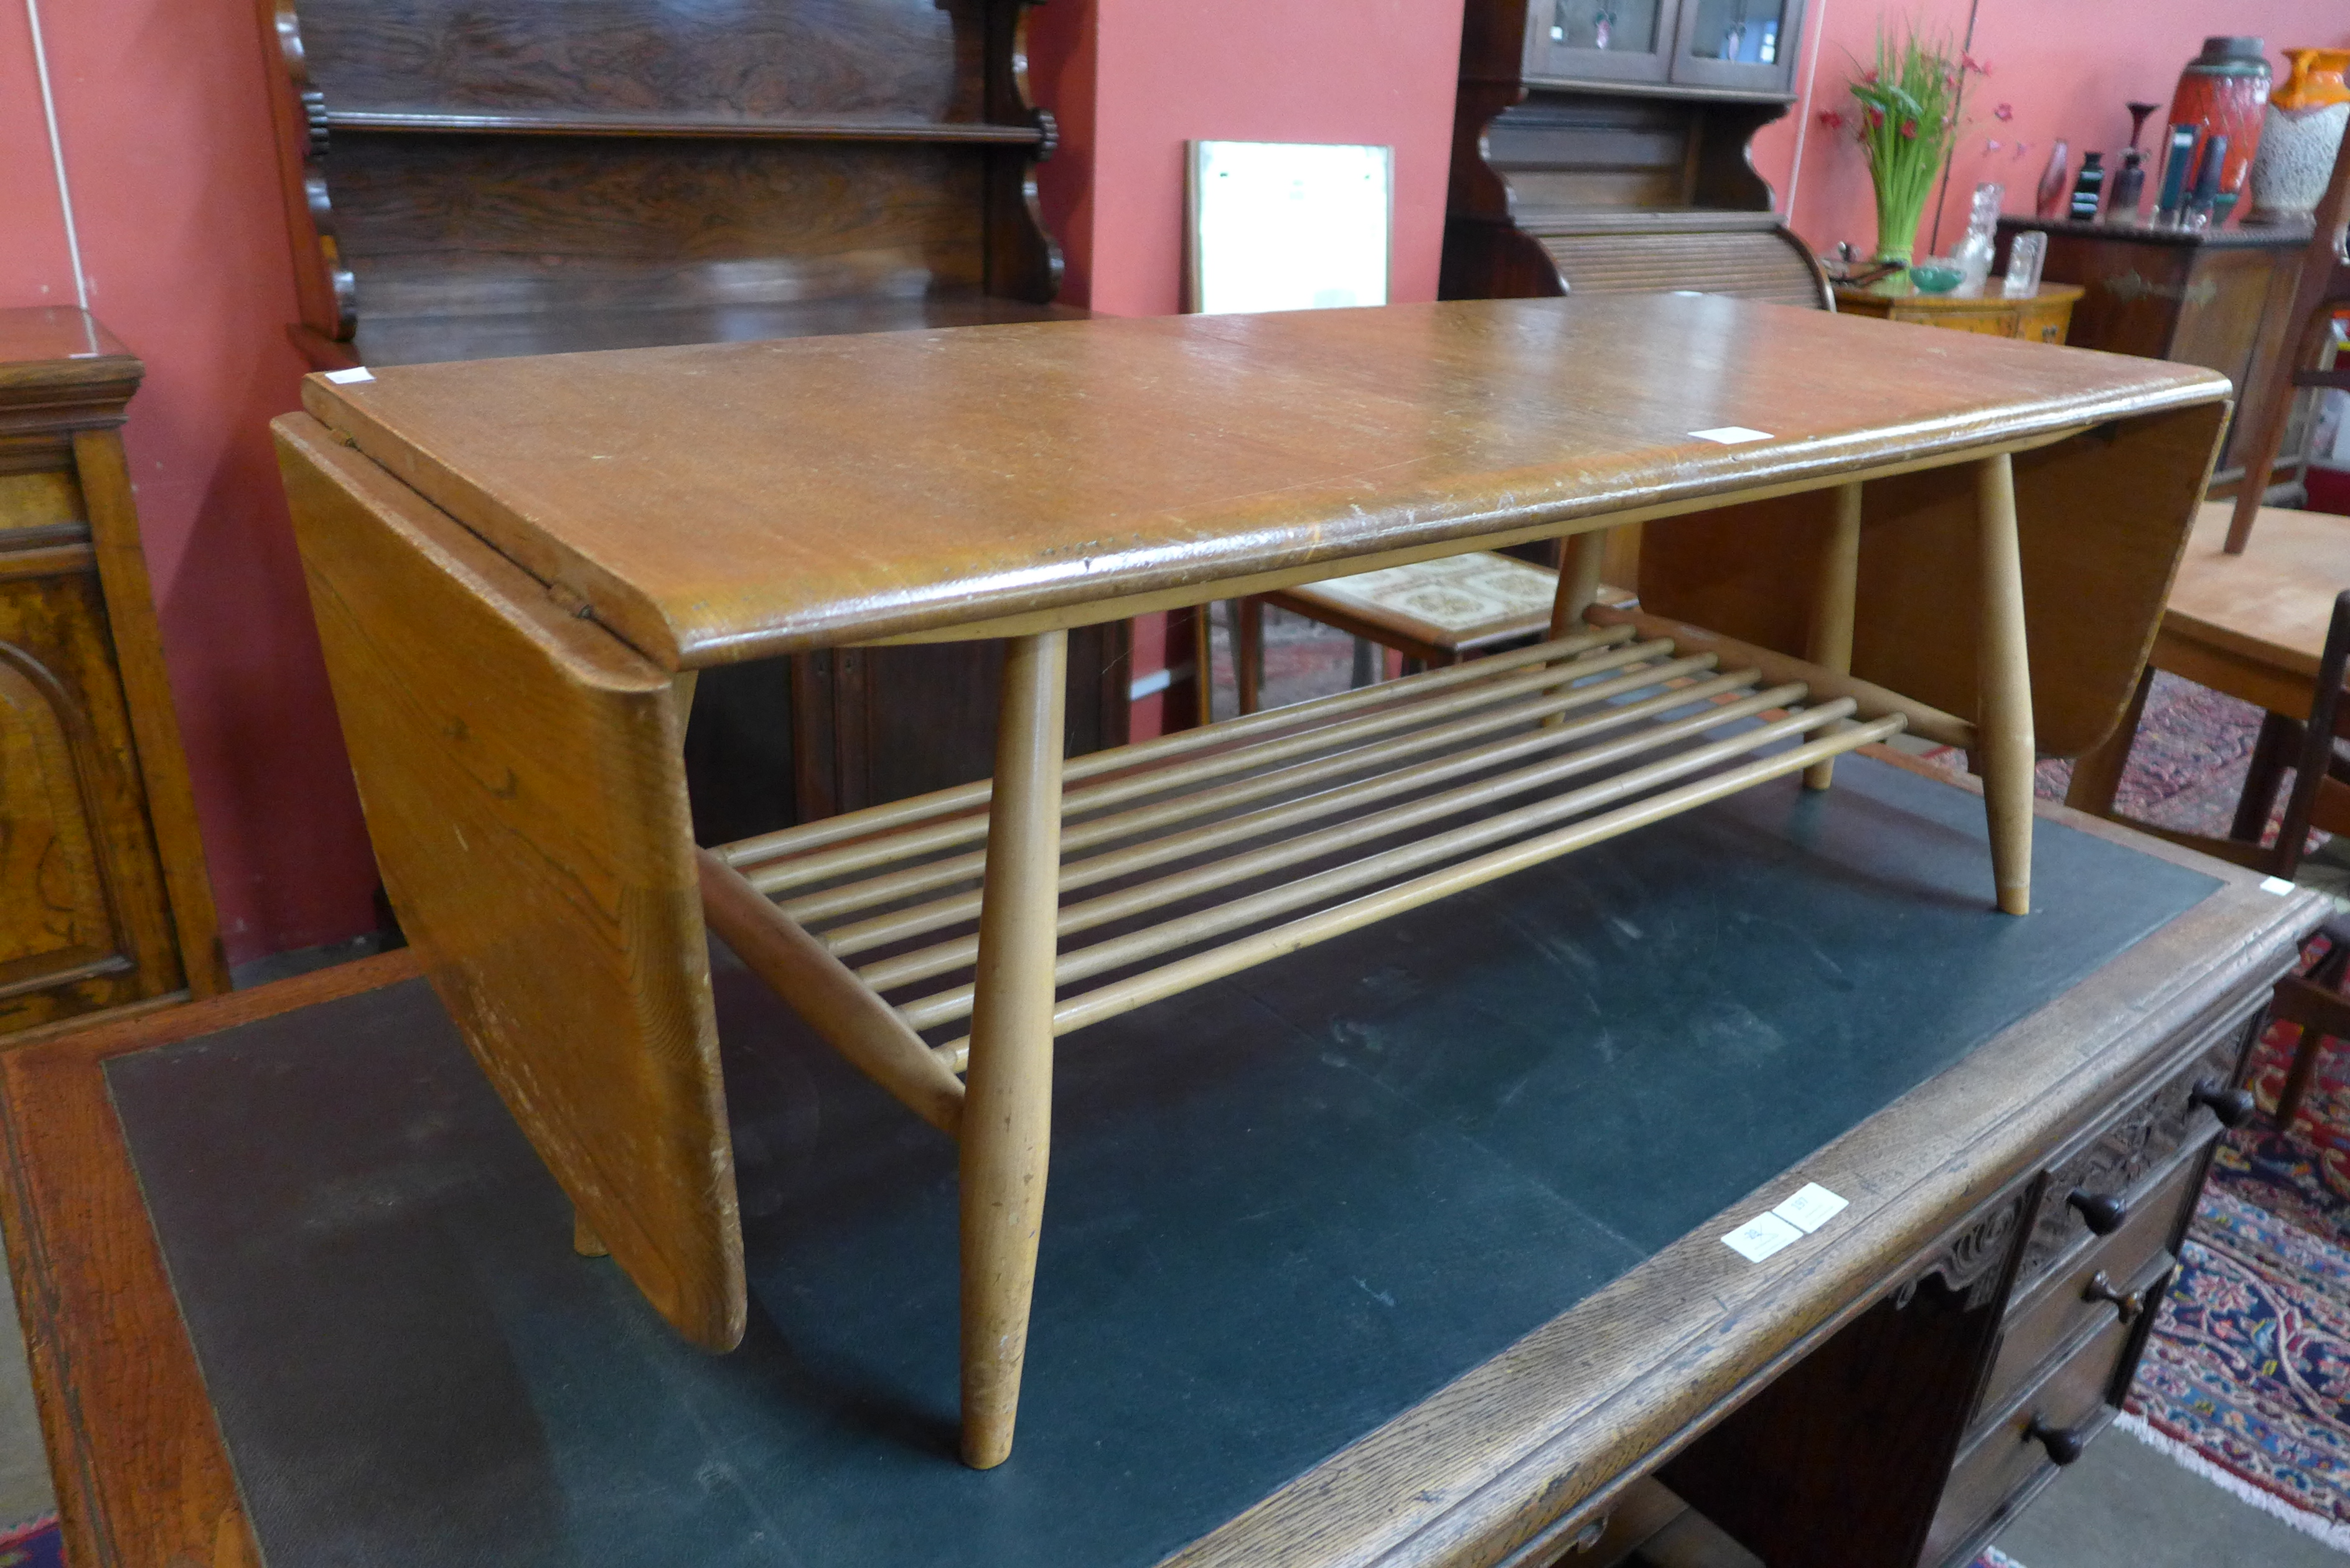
(2, 0, 379, 964)
(14, 0, 2343, 961)
(1030, 0, 1467, 732)
(0, 11, 73, 304)
(1754, 2, 2350, 260)
(1036, 0, 1467, 316)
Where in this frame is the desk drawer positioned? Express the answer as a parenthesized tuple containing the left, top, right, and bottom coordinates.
(2009, 1022, 2246, 1295)
(1977, 1154, 2198, 1422)
(1929, 1313, 2130, 1566)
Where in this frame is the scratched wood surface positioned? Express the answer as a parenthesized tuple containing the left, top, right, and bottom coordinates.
(297, 295, 2230, 674)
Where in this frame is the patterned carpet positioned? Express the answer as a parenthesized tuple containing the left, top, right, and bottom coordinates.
(2128, 1010, 2350, 1551)
(2028, 673, 2284, 838)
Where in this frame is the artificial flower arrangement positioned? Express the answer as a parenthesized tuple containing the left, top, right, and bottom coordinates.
(1815, 20, 1991, 265)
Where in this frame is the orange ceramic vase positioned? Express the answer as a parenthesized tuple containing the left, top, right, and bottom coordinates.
(2249, 48, 2350, 222)
(2166, 35, 2272, 218)
(2274, 47, 2350, 111)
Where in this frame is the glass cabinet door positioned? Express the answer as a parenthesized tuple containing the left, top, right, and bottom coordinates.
(1669, 0, 1805, 93)
(1528, 0, 1675, 86)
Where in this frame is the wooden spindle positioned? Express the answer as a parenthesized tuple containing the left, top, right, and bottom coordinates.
(1975, 452, 2035, 915)
(1550, 528, 1611, 639)
(959, 629, 1069, 1468)
(1802, 483, 1862, 790)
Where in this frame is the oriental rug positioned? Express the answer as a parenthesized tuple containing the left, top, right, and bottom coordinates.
(2125, 1011, 2350, 1552)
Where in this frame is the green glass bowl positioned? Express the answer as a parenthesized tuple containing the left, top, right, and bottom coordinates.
(1908, 263, 1965, 294)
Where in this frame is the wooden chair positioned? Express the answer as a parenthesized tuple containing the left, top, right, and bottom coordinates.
(2225, 124, 2350, 552)
(1228, 555, 1631, 714)
(2232, 591, 2350, 1131)
(2270, 912, 2350, 1129)
(2064, 130, 2350, 838)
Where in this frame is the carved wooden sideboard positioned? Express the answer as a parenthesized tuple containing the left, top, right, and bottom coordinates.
(249, 0, 1125, 841)
(0, 309, 227, 1035)
(1994, 217, 2321, 500)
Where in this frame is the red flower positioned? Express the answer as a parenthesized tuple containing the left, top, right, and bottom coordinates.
(1861, 67, 1880, 85)
(1900, 117, 1919, 139)
(1993, 102, 2015, 122)
(1817, 108, 1848, 130)
(1963, 54, 1993, 75)
(1866, 105, 1886, 128)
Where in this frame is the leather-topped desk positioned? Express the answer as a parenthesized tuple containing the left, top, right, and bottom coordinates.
(0, 755, 2318, 1567)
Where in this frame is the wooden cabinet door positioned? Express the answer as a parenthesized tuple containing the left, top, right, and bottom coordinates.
(0, 450, 188, 1030)
(1525, 0, 1681, 86)
(1667, 0, 1805, 93)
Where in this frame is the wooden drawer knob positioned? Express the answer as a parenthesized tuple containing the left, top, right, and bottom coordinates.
(2066, 1188, 2127, 1235)
(2082, 1269, 2146, 1323)
(2026, 1414, 2091, 1466)
(2188, 1077, 2255, 1129)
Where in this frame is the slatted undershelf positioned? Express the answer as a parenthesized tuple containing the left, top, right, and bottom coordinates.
(700, 620, 1913, 1118)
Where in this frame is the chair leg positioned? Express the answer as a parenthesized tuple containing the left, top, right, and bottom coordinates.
(2278, 1022, 2327, 1131)
(1233, 598, 1263, 716)
(1975, 453, 2035, 915)
(960, 630, 1068, 1469)
(2268, 589, 2350, 882)
(1349, 635, 1377, 689)
(2232, 712, 2301, 844)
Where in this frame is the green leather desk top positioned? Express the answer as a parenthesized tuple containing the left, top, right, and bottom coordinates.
(107, 757, 2227, 1567)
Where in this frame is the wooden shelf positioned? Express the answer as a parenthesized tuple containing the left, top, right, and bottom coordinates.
(706, 624, 1903, 1078)
(326, 110, 1046, 145)
(300, 292, 1088, 370)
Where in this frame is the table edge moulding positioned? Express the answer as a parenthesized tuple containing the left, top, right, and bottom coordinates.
(271, 292, 2233, 1467)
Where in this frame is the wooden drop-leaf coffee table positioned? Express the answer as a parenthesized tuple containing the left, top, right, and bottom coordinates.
(274, 294, 2228, 1466)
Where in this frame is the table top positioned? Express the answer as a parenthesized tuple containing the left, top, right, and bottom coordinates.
(291, 294, 2230, 671)
(3, 755, 2316, 1568)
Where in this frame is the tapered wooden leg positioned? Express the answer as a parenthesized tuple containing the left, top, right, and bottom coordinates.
(1550, 528, 1610, 639)
(572, 1205, 609, 1258)
(1976, 453, 2034, 915)
(960, 629, 1069, 1468)
(1541, 528, 1614, 727)
(1233, 599, 1264, 715)
(1802, 483, 1863, 791)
